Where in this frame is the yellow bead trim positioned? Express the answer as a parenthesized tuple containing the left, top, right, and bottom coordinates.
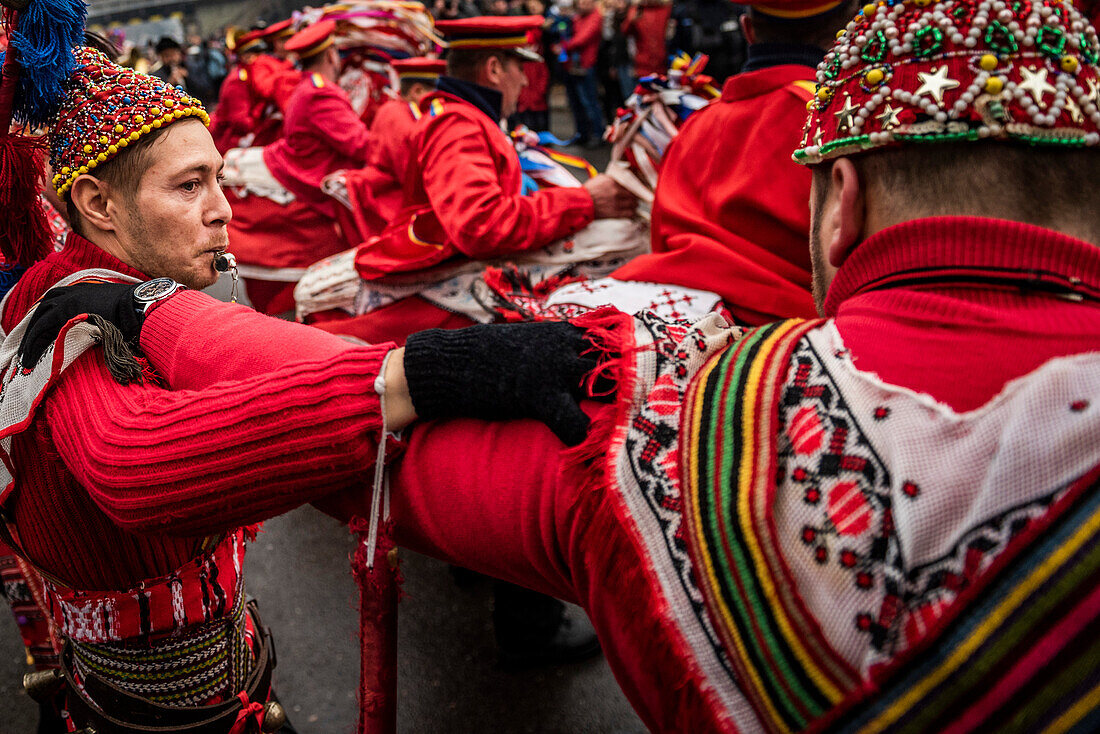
(53, 107, 211, 197)
(985, 76, 1004, 94)
(979, 54, 998, 72)
(1061, 56, 1080, 74)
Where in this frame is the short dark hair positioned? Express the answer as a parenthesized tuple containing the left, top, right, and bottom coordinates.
(64, 122, 179, 236)
(750, 1, 860, 49)
(299, 47, 329, 71)
(399, 78, 433, 97)
(445, 48, 516, 83)
(155, 36, 182, 54)
(811, 142, 1100, 244)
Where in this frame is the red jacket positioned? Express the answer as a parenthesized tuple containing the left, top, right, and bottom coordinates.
(1, 232, 388, 591)
(613, 64, 818, 325)
(564, 9, 602, 71)
(339, 98, 423, 243)
(355, 85, 594, 279)
(623, 4, 671, 77)
(263, 72, 372, 219)
(519, 28, 550, 113)
(208, 66, 255, 154)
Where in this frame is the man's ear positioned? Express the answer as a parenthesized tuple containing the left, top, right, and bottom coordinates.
(68, 175, 118, 234)
(827, 158, 865, 268)
(482, 54, 504, 87)
(739, 13, 756, 46)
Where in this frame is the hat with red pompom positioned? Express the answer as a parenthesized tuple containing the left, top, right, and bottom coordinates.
(794, 0, 1100, 164)
(49, 46, 208, 197)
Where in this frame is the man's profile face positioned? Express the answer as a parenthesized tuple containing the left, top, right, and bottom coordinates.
(498, 56, 528, 118)
(112, 120, 231, 289)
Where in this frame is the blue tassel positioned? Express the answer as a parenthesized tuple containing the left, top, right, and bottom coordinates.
(7, 0, 88, 129)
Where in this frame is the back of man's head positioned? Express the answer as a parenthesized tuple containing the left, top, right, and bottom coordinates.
(812, 144, 1100, 245)
(747, 0, 860, 49)
(446, 48, 510, 84)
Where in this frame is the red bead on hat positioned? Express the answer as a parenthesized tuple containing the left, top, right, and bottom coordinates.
(49, 47, 209, 198)
(285, 19, 337, 60)
(795, 0, 1100, 164)
(437, 15, 545, 61)
(392, 57, 447, 81)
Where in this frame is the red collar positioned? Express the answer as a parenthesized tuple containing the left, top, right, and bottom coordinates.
(719, 64, 814, 103)
(824, 217, 1100, 317)
(57, 231, 149, 281)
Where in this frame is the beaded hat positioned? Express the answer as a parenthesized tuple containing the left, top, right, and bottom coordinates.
(794, 0, 1100, 164)
(50, 46, 209, 197)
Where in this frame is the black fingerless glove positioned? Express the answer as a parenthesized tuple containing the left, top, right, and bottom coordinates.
(19, 282, 144, 368)
(403, 321, 603, 446)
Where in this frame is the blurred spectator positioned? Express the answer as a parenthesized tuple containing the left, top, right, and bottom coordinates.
(557, 0, 605, 146)
(515, 0, 552, 130)
(621, 0, 671, 78)
(599, 0, 631, 119)
(183, 33, 227, 107)
(150, 36, 190, 90)
(434, 0, 481, 19)
(671, 0, 746, 81)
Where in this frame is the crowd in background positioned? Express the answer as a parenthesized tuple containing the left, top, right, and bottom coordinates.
(87, 0, 749, 144)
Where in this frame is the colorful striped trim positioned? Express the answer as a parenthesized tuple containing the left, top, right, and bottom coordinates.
(429, 98, 445, 117)
(408, 101, 422, 120)
(447, 35, 528, 50)
(545, 149, 598, 178)
(406, 214, 443, 250)
(298, 36, 335, 60)
(682, 319, 860, 732)
(818, 465, 1100, 734)
(310, 72, 326, 88)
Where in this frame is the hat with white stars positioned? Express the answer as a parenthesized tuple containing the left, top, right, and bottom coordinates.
(794, 0, 1100, 164)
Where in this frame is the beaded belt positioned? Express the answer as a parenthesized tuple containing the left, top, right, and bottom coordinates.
(69, 582, 254, 706)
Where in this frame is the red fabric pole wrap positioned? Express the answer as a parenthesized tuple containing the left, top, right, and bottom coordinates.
(0, 9, 54, 268)
(0, 9, 19, 131)
(350, 516, 400, 734)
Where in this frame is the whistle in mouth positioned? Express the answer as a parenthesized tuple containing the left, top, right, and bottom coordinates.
(213, 251, 237, 273)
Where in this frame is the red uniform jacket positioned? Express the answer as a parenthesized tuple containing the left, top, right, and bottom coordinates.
(564, 9, 603, 70)
(355, 82, 594, 280)
(263, 72, 372, 219)
(613, 64, 819, 325)
(208, 66, 255, 154)
(0, 232, 388, 591)
(623, 4, 671, 77)
(338, 98, 423, 243)
(519, 28, 550, 113)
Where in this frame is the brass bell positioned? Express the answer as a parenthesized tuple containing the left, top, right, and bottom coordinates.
(23, 669, 63, 703)
(261, 701, 287, 732)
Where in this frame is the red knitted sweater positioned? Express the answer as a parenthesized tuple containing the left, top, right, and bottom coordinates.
(2, 233, 390, 591)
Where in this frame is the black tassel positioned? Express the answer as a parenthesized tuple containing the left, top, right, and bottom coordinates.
(86, 313, 142, 385)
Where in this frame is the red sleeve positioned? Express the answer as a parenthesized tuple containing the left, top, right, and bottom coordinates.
(139, 291, 379, 387)
(311, 88, 372, 166)
(212, 76, 253, 137)
(320, 414, 579, 604)
(564, 11, 602, 52)
(419, 112, 595, 258)
(44, 292, 388, 537)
